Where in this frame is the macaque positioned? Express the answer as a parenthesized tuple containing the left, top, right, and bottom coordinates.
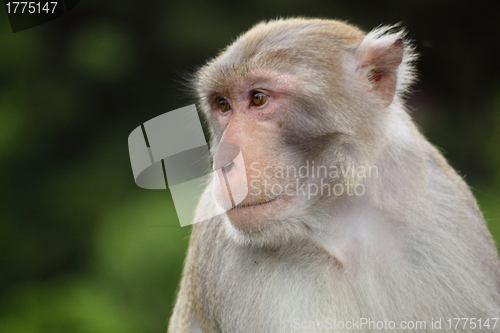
(168, 18, 500, 332)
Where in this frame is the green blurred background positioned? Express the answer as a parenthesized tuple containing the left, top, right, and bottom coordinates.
(0, 1, 499, 332)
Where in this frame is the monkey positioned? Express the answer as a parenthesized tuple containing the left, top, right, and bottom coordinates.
(168, 18, 500, 332)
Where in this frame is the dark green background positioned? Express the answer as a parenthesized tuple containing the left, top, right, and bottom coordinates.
(0, 1, 499, 332)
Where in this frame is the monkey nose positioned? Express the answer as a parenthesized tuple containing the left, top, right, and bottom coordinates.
(213, 142, 241, 171)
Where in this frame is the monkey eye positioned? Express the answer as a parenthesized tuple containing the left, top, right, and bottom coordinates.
(218, 98, 231, 114)
(251, 91, 269, 106)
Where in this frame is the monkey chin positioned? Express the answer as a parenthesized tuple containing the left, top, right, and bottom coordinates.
(222, 195, 313, 247)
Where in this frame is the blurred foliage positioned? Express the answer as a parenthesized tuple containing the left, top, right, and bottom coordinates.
(0, 0, 499, 332)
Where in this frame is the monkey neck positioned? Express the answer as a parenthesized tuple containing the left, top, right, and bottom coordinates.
(312, 194, 401, 271)
(312, 108, 425, 270)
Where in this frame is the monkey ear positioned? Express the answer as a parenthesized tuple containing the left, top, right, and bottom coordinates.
(355, 27, 409, 106)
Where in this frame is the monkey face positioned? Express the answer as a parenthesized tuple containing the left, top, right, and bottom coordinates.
(205, 70, 303, 232)
(195, 19, 405, 244)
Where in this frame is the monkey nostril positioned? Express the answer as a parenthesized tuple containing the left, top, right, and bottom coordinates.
(223, 161, 234, 172)
(213, 142, 241, 171)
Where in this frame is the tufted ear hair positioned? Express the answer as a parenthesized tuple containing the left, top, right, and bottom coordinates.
(355, 26, 416, 106)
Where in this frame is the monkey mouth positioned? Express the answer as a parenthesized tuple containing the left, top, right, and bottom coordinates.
(231, 196, 281, 210)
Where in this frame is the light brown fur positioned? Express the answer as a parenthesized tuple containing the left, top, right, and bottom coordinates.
(169, 18, 500, 332)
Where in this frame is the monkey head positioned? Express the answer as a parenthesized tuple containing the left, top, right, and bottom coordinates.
(194, 18, 414, 246)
